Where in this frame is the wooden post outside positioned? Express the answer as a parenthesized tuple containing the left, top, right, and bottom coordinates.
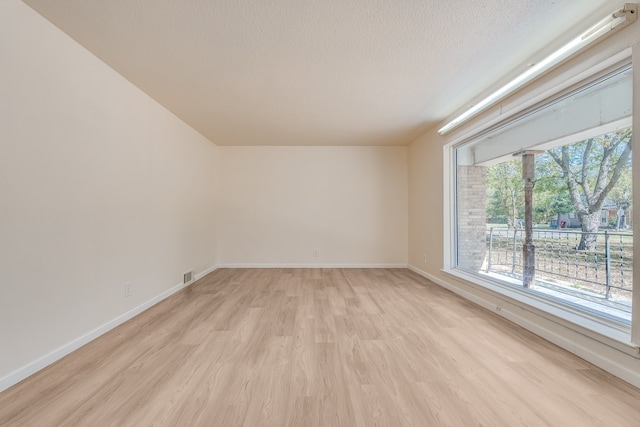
(516, 150, 543, 288)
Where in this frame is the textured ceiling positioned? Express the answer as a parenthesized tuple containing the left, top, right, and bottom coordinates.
(23, 0, 615, 146)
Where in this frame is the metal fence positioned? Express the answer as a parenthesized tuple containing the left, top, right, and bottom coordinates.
(486, 228, 633, 300)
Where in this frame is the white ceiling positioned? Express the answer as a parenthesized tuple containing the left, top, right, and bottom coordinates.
(23, 0, 615, 146)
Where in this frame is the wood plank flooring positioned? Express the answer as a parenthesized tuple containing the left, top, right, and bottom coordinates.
(1, 268, 639, 426)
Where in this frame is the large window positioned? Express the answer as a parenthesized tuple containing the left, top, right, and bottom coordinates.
(452, 64, 633, 327)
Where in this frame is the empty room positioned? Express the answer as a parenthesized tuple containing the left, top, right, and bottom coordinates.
(1, 0, 640, 425)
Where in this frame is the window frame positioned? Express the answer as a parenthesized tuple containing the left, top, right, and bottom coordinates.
(442, 50, 638, 351)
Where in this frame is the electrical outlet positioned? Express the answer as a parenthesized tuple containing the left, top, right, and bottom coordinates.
(124, 282, 132, 298)
(313, 249, 319, 257)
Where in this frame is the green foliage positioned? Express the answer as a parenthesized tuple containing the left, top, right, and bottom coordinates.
(547, 129, 631, 200)
(485, 159, 523, 225)
(607, 165, 633, 209)
(530, 152, 574, 222)
(484, 128, 632, 233)
(547, 128, 632, 242)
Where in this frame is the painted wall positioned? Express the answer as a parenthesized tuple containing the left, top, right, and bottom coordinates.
(0, 0, 218, 385)
(408, 133, 444, 272)
(218, 146, 408, 266)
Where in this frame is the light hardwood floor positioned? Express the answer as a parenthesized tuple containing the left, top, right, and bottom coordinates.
(1, 268, 639, 426)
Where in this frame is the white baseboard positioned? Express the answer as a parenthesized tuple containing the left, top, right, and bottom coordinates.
(408, 265, 497, 312)
(216, 263, 409, 269)
(0, 265, 218, 393)
(408, 264, 640, 389)
(196, 264, 219, 280)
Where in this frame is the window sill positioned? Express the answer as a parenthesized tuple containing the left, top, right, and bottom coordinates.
(441, 267, 639, 359)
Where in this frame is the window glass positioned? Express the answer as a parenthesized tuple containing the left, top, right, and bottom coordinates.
(454, 65, 633, 325)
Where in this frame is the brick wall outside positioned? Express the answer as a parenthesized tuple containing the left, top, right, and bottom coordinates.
(457, 165, 487, 271)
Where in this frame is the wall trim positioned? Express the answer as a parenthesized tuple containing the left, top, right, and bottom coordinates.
(408, 264, 640, 389)
(0, 264, 219, 393)
(196, 264, 218, 280)
(216, 263, 409, 269)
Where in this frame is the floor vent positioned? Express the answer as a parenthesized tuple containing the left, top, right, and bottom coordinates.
(183, 270, 195, 284)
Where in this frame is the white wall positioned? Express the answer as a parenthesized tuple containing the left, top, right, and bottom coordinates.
(218, 146, 408, 266)
(0, 0, 218, 388)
